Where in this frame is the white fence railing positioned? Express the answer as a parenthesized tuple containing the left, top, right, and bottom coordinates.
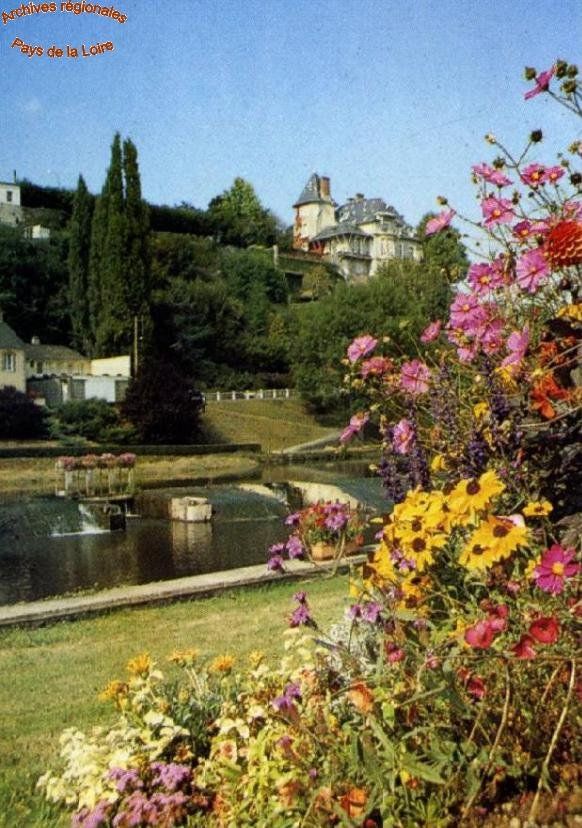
(205, 388, 299, 402)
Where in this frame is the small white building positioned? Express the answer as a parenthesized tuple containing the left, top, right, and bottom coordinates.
(293, 174, 422, 281)
(0, 181, 23, 227)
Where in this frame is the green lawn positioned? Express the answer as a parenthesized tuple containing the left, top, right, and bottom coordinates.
(0, 576, 349, 827)
(203, 398, 338, 451)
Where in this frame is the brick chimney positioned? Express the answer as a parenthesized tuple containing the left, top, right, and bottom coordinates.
(320, 176, 331, 199)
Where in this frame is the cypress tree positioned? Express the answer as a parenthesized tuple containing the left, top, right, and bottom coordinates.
(123, 138, 151, 315)
(95, 133, 128, 355)
(68, 175, 94, 354)
(87, 180, 109, 353)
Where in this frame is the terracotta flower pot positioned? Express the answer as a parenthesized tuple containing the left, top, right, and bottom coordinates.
(310, 540, 360, 561)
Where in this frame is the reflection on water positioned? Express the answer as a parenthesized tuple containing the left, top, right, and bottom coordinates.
(0, 463, 388, 605)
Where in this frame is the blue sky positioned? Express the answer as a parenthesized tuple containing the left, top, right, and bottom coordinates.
(1, 0, 580, 230)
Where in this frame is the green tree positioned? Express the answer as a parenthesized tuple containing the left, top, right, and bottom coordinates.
(123, 138, 151, 315)
(95, 133, 127, 355)
(0, 387, 47, 439)
(417, 212, 469, 282)
(207, 177, 279, 247)
(291, 262, 451, 411)
(67, 175, 94, 353)
(121, 359, 203, 443)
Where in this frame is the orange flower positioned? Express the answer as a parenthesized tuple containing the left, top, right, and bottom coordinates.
(339, 787, 368, 818)
(347, 682, 375, 714)
(545, 220, 582, 268)
(531, 373, 570, 419)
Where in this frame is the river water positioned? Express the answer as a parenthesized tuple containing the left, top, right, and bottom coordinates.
(0, 462, 388, 605)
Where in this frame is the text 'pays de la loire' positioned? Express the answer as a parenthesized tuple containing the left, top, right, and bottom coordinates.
(11, 35, 114, 56)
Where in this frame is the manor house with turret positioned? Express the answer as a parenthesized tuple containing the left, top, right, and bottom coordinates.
(292, 173, 422, 281)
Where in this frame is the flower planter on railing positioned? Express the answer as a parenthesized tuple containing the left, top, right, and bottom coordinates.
(55, 453, 137, 498)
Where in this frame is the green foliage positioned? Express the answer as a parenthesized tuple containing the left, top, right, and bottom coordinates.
(151, 233, 219, 287)
(121, 359, 203, 443)
(207, 177, 280, 247)
(122, 138, 151, 316)
(67, 176, 94, 354)
(417, 212, 469, 281)
(148, 202, 212, 235)
(48, 398, 121, 442)
(220, 248, 288, 304)
(0, 224, 70, 345)
(0, 387, 47, 439)
(292, 262, 451, 411)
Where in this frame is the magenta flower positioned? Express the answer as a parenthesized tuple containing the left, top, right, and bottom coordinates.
(472, 163, 512, 187)
(533, 544, 579, 594)
(501, 326, 529, 369)
(347, 335, 378, 363)
(515, 248, 549, 293)
(267, 555, 285, 572)
(361, 602, 382, 623)
(542, 165, 565, 184)
(511, 634, 537, 660)
(425, 209, 455, 236)
(521, 163, 546, 187)
(513, 220, 535, 241)
(289, 603, 313, 627)
(563, 200, 582, 220)
(464, 619, 495, 649)
(524, 64, 555, 100)
(420, 319, 442, 342)
(399, 359, 430, 396)
(392, 418, 415, 454)
(285, 512, 301, 526)
(481, 195, 514, 227)
(449, 292, 488, 331)
(385, 642, 405, 663)
(340, 411, 369, 443)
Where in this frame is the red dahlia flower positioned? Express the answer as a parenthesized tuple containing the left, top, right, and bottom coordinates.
(545, 221, 582, 268)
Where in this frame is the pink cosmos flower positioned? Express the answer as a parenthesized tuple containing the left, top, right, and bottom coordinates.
(476, 315, 504, 354)
(513, 220, 535, 241)
(392, 418, 415, 455)
(340, 412, 369, 444)
(347, 335, 378, 363)
(385, 642, 405, 663)
(501, 326, 530, 370)
(542, 165, 565, 184)
(465, 620, 495, 649)
(529, 616, 560, 645)
(533, 544, 580, 594)
(524, 65, 556, 100)
(481, 196, 514, 227)
(472, 163, 512, 187)
(425, 209, 455, 236)
(515, 248, 549, 293)
(420, 319, 442, 343)
(399, 359, 431, 396)
(521, 163, 546, 187)
(468, 263, 499, 294)
(449, 292, 488, 331)
(511, 635, 537, 659)
(360, 356, 392, 378)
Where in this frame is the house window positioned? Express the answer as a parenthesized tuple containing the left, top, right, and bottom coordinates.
(6, 190, 13, 203)
(2, 351, 16, 372)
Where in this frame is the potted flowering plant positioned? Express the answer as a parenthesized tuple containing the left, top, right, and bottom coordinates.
(268, 500, 365, 571)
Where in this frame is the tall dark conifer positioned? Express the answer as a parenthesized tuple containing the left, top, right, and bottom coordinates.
(68, 175, 94, 354)
(95, 133, 128, 355)
(123, 138, 151, 315)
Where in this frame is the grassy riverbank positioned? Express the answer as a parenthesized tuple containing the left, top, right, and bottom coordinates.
(0, 575, 349, 826)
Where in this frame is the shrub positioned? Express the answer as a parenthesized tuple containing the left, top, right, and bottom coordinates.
(49, 398, 121, 442)
(0, 386, 47, 439)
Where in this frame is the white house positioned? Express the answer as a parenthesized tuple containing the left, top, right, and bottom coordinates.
(293, 173, 422, 281)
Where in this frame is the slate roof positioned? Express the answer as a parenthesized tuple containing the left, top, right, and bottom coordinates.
(293, 173, 328, 207)
(312, 222, 371, 242)
(0, 319, 25, 350)
(337, 198, 408, 226)
(24, 343, 87, 361)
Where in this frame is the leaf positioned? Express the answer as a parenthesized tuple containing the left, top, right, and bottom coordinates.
(400, 753, 445, 785)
